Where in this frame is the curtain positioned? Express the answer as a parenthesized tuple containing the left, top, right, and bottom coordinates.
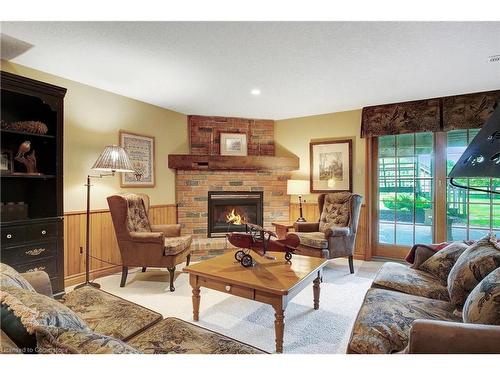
(361, 90, 500, 138)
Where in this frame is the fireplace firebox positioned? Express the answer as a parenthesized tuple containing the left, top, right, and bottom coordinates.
(207, 191, 263, 237)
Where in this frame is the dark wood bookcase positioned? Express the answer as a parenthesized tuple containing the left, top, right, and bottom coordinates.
(1, 71, 66, 297)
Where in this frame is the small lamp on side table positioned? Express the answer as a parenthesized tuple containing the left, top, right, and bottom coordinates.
(287, 179, 310, 222)
(74, 145, 135, 290)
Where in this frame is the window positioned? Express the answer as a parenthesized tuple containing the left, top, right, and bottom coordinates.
(373, 128, 499, 258)
(446, 129, 500, 241)
(377, 133, 434, 246)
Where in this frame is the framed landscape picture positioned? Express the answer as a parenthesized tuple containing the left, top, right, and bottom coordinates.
(310, 139, 352, 193)
(220, 132, 247, 156)
(119, 130, 155, 187)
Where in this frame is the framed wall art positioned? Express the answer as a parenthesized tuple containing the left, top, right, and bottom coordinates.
(310, 139, 352, 193)
(220, 132, 248, 156)
(119, 130, 155, 187)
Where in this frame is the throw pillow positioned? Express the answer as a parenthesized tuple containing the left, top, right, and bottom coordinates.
(447, 233, 500, 308)
(319, 192, 351, 233)
(463, 268, 500, 325)
(0, 286, 90, 351)
(419, 241, 469, 281)
(0, 263, 36, 292)
(35, 326, 139, 354)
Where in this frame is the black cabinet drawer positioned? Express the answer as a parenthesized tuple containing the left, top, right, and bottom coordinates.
(1, 226, 26, 246)
(26, 222, 58, 242)
(13, 258, 57, 277)
(1, 241, 57, 265)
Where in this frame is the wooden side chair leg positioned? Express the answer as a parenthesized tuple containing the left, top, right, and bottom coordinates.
(167, 266, 176, 292)
(348, 255, 354, 274)
(120, 266, 128, 287)
(141, 267, 147, 273)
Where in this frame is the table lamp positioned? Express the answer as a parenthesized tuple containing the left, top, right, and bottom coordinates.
(287, 179, 310, 222)
(75, 145, 135, 290)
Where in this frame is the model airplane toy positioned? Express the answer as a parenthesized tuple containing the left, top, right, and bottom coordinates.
(226, 223, 300, 267)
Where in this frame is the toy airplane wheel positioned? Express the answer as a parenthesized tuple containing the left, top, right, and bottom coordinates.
(235, 250, 245, 261)
(285, 252, 292, 261)
(241, 254, 253, 268)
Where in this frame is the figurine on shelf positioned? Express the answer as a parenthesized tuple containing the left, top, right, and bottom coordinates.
(15, 140, 40, 174)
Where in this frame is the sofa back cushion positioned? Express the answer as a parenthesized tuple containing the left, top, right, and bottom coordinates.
(447, 233, 500, 308)
(0, 286, 90, 351)
(418, 241, 468, 281)
(0, 263, 35, 292)
(319, 192, 351, 233)
(124, 194, 151, 233)
(462, 268, 500, 325)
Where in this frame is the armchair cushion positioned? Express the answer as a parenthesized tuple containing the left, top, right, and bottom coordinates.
(348, 288, 458, 354)
(372, 262, 449, 301)
(124, 194, 151, 233)
(418, 241, 468, 281)
(318, 192, 351, 234)
(164, 235, 192, 256)
(295, 232, 328, 249)
(463, 268, 500, 325)
(448, 233, 500, 308)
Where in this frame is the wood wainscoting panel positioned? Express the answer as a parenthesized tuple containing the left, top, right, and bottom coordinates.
(290, 202, 368, 260)
(63, 204, 177, 287)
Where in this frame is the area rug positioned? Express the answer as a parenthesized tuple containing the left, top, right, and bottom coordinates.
(79, 258, 384, 354)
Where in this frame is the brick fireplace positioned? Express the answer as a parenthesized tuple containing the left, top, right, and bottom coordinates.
(170, 115, 296, 256)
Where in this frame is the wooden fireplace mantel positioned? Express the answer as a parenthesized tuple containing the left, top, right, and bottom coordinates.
(168, 154, 299, 171)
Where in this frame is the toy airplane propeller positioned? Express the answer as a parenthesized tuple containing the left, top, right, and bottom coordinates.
(226, 223, 300, 267)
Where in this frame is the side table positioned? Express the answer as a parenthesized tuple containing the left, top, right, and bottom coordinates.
(271, 222, 296, 239)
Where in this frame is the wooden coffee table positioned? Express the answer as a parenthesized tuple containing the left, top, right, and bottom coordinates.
(183, 251, 328, 353)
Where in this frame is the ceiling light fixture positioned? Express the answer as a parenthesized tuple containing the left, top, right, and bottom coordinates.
(251, 89, 261, 96)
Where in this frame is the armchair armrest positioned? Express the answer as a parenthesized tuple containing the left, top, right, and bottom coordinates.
(294, 222, 320, 232)
(20, 271, 53, 297)
(129, 231, 164, 244)
(406, 319, 500, 354)
(324, 226, 350, 238)
(150, 224, 181, 237)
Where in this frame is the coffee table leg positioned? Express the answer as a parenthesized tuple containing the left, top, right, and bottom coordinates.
(273, 305, 285, 353)
(192, 286, 201, 321)
(313, 274, 321, 310)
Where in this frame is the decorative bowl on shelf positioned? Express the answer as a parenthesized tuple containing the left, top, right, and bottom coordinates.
(1, 120, 49, 135)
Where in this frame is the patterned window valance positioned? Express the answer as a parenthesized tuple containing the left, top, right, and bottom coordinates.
(361, 90, 500, 138)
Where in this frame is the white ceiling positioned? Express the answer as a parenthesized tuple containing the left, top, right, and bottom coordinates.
(1, 22, 500, 120)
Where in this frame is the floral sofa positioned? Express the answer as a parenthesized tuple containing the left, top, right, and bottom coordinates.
(347, 234, 500, 354)
(0, 263, 263, 354)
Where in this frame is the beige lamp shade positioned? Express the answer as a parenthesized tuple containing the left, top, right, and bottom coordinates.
(287, 179, 310, 195)
(91, 145, 135, 173)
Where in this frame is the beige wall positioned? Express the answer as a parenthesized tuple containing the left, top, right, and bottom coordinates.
(1, 61, 189, 212)
(275, 109, 365, 204)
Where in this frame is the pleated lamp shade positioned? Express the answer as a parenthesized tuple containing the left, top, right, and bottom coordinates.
(91, 145, 135, 173)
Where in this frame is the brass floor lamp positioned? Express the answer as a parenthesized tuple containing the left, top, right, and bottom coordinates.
(74, 145, 134, 290)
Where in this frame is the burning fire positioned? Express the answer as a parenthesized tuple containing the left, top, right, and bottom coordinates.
(226, 209, 245, 225)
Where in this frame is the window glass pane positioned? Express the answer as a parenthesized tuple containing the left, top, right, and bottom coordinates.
(379, 223, 395, 244)
(377, 132, 434, 246)
(446, 129, 496, 241)
(415, 226, 433, 244)
(379, 136, 396, 157)
(493, 206, 500, 229)
(395, 224, 414, 245)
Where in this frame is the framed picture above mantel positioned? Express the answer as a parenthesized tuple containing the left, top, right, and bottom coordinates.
(220, 132, 248, 156)
(310, 139, 352, 193)
(119, 130, 155, 187)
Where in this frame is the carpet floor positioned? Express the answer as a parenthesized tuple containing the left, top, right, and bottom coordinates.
(85, 258, 384, 354)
